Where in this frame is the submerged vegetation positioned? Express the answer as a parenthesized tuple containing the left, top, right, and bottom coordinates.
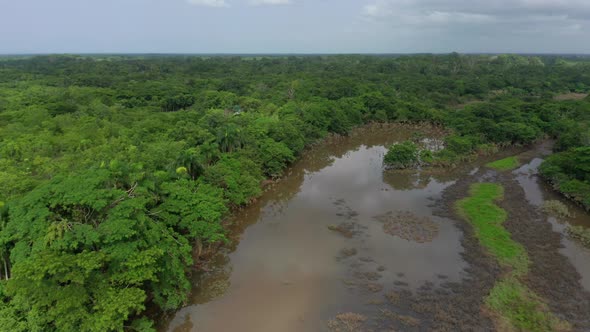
(457, 183, 567, 331)
(327, 312, 367, 332)
(541, 200, 571, 218)
(567, 226, 590, 248)
(0, 54, 589, 330)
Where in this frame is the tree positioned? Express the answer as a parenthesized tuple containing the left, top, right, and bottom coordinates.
(216, 123, 246, 153)
(257, 138, 295, 177)
(204, 155, 262, 206)
(161, 94, 195, 112)
(175, 148, 204, 180)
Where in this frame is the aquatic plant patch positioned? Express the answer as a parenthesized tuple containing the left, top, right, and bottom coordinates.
(486, 156, 520, 171)
(327, 312, 367, 332)
(487, 278, 569, 332)
(541, 200, 571, 218)
(457, 183, 568, 331)
(457, 183, 529, 275)
(373, 211, 439, 243)
(566, 225, 590, 248)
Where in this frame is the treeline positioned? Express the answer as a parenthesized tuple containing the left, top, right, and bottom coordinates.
(540, 105, 590, 210)
(0, 54, 589, 331)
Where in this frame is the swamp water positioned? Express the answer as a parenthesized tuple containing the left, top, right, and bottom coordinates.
(514, 147, 590, 291)
(160, 126, 590, 331)
(162, 125, 466, 332)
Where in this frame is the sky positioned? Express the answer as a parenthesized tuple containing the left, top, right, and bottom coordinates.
(1, 0, 590, 54)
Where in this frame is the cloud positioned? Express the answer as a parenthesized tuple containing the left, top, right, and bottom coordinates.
(186, 0, 229, 7)
(361, 0, 590, 33)
(362, 0, 590, 20)
(249, 0, 291, 5)
(186, 0, 291, 7)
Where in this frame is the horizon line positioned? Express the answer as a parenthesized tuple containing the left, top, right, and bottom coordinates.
(2, 52, 590, 57)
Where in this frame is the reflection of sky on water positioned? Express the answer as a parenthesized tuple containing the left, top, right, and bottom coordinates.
(163, 126, 467, 332)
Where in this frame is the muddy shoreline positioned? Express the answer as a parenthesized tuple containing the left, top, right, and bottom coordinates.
(500, 174, 590, 330)
(371, 168, 502, 331)
(373, 148, 590, 331)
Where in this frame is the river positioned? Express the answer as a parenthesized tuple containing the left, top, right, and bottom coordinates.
(159, 124, 590, 331)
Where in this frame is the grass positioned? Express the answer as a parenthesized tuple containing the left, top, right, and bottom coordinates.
(487, 279, 569, 332)
(457, 183, 529, 275)
(457, 183, 569, 331)
(486, 156, 520, 171)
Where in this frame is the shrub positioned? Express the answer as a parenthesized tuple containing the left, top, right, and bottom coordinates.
(445, 134, 476, 154)
(383, 141, 419, 169)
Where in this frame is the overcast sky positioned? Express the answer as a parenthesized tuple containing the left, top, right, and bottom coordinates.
(1, 0, 590, 54)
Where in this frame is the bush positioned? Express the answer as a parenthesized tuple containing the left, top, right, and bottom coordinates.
(383, 141, 419, 169)
(445, 135, 476, 154)
(373, 109, 388, 123)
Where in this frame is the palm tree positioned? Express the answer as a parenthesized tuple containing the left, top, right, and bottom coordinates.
(175, 148, 204, 180)
(216, 124, 244, 153)
(197, 140, 220, 166)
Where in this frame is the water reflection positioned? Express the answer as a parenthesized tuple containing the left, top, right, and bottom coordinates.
(514, 148, 590, 291)
(161, 125, 467, 332)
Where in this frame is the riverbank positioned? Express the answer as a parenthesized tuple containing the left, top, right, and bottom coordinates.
(157, 123, 450, 330)
(158, 132, 590, 331)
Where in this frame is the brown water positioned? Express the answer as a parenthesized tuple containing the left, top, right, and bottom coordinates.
(160, 129, 590, 332)
(161, 125, 468, 332)
(514, 147, 590, 291)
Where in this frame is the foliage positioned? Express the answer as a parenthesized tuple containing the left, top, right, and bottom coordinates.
(486, 156, 520, 171)
(383, 141, 420, 169)
(444, 134, 477, 155)
(257, 138, 295, 178)
(203, 154, 263, 206)
(161, 94, 195, 112)
(0, 170, 168, 330)
(540, 147, 590, 210)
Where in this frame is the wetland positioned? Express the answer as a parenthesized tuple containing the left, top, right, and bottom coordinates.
(160, 125, 590, 332)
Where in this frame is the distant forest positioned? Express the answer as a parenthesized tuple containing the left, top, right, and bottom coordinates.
(0, 54, 589, 331)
